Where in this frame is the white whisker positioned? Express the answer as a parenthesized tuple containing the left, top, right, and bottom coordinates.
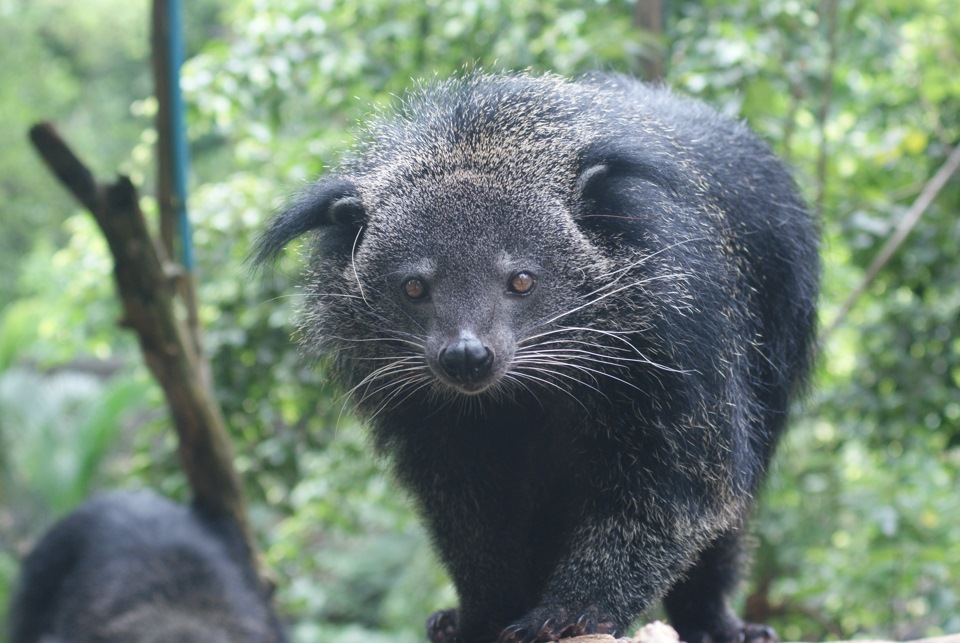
(351, 227, 370, 307)
(526, 272, 691, 335)
(507, 370, 593, 411)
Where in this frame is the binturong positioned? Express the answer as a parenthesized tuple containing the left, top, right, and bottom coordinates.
(8, 491, 287, 643)
(256, 72, 819, 643)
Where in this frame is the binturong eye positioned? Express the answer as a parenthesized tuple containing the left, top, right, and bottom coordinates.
(508, 271, 536, 295)
(402, 277, 429, 300)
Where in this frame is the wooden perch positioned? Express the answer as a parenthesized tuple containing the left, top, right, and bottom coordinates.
(563, 622, 960, 643)
(27, 122, 263, 580)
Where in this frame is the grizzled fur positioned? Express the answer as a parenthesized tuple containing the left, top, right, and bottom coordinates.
(8, 491, 287, 643)
(258, 73, 819, 643)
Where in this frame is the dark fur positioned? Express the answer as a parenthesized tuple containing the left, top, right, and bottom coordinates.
(257, 73, 819, 643)
(8, 490, 287, 643)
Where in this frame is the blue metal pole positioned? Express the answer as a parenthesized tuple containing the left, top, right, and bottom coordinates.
(166, 0, 194, 271)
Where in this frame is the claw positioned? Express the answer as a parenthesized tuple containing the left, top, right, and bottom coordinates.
(497, 607, 619, 642)
(570, 613, 593, 636)
(555, 613, 588, 638)
(426, 609, 458, 643)
(537, 618, 556, 640)
(496, 623, 528, 643)
(596, 620, 619, 636)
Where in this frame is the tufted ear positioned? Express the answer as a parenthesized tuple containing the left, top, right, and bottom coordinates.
(254, 177, 365, 265)
(574, 141, 682, 235)
(576, 142, 681, 205)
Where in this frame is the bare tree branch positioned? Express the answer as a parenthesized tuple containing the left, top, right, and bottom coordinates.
(27, 121, 264, 581)
(819, 142, 960, 346)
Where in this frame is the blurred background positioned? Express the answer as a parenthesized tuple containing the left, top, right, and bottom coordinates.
(1, 0, 958, 641)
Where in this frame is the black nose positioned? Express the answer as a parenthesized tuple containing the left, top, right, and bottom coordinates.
(439, 335, 494, 382)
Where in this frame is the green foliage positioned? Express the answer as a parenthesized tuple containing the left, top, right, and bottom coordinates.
(0, 301, 41, 374)
(0, 286, 154, 519)
(267, 420, 451, 642)
(0, 0, 153, 305)
(182, 0, 644, 181)
(759, 419, 960, 639)
(2, 0, 959, 640)
(0, 367, 152, 515)
(0, 549, 15, 642)
(13, 215, 129, 364)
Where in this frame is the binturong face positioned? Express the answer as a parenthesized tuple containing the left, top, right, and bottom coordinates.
(253, 74, 688, 413)
(323, 173, 603, 399)
(255, 133, 680, 414)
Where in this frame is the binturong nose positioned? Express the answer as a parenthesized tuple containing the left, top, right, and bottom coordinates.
(439, 334, 494, 383)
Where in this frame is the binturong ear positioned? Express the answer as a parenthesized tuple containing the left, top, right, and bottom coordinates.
(573, 141, 682, 236)
(253, 177, 365, 266)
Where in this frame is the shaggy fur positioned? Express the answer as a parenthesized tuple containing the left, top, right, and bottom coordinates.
(8, 491, 287, 643)
(257, 72, 819, 643)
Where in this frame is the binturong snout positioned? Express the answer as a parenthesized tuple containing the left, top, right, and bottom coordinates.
(437, 333, 495, 391)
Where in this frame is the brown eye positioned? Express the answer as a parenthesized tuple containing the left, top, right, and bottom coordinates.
(402, 278, 428, 300)
(508, 271, 536, 295)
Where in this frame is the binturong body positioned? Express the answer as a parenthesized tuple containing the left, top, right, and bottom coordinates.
(257, 73, 819, 643)
(8, 490, 287, 643)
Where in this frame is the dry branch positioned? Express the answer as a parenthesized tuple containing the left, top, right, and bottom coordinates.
(819, 142, 960, 345)
(28, 122, 263, 579)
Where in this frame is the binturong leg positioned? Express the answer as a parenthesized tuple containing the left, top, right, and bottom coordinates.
(663, 528, 777, 643)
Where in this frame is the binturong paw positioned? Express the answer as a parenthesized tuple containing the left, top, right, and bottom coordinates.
(495, 606, 619, 643)
(426, 608, 460, 643)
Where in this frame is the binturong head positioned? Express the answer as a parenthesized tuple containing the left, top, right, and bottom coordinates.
(254, 72, 700, 411)
(255, 76, 625, 404)
(257, 161, 610, 399)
